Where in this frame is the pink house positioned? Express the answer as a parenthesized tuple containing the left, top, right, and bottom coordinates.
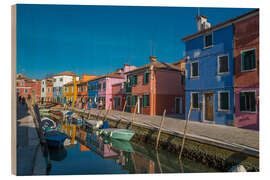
(234, 10, 259, 130)
(88, 64, 136, 110)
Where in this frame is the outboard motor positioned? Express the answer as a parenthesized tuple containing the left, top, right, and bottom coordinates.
(101, 121, 109, 129)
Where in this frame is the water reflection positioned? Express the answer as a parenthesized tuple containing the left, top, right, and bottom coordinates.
(46, 117, 219, 175)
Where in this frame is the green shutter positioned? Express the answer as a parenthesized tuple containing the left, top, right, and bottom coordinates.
(240, 92, 246, 111)
(144, 73, 146, 84)
(241, 52, 246, 71)
(252, 51, 256, 69)
(143, 95, 146, 107)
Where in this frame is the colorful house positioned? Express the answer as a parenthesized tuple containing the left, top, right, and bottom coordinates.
(124, 56, 185, 116)
(233, 10, 259, 130)
(16, 74, 33, 100)
(63, 77, 79, 107)
(41, 78, 53, 103)
(52, 71, 78, 104)
(45, 81, 53, 102)
(112, 82, 125, 111)
(77, 74, 98, 109)
(182, 15, 235, 125)
(88, 64, 136, 109)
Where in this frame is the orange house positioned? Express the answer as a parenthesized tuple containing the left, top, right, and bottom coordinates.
(125, 56, 185, 116)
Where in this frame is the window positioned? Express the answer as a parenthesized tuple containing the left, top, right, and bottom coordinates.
(98, 83, 101, 90)
(218, 55, 229, 74)
(54, 79, 56, 82)
(133, 75, 138, 86)
(144, 72, 150, 84)
(143, 94, 150, 107)
(191, 62, 199, 77)
(127, 75, 132, 87)
(103, 82, 106, 90)
(60, 78, 63, 82)
(71, 87, 74, 93)
(241, 49, 256, 71)
(240, 91, 256, 112)
(132, 95, 137, 106)
(191, 93, 199, 109)
(127, 96, 131, 106)
(47, 88, 50, 92)
(219, 91, 229, 111)
(42, 88, 44, 92)
(25, 89, 28, 93)
(204, 33, 213, 48)
(181, 75, 185, 86)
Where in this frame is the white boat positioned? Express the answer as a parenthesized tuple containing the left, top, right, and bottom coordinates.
(84, 119, 104, 129)
(100, 128, 135, 141)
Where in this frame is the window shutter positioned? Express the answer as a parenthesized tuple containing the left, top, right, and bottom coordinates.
(250, 92, 256, 112)
(241, 52, 246, 71)
(144, 73, 146, 84)
(143, 95, 145, 107)
(252, 50, 256, 69)
(240, 92, 246, 111)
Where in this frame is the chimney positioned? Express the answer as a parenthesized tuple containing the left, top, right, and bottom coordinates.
(196, 15, 211, 31)
(149, 56, 157, 63)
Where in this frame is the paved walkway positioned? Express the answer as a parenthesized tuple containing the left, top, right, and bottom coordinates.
(67, 107, 259, 153)
(17, 103, 46, 175)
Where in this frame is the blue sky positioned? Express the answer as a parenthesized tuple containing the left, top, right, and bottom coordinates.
(16, 4, 255, 79)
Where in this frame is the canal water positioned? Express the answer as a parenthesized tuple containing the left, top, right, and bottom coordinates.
(45, 116, 219, 175)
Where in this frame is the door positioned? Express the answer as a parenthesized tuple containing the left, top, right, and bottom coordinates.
(139, 97, 143, 114)
(204, 93, 214, 121)
(175, 98, 180, 114)
(175, 97, 183, 114)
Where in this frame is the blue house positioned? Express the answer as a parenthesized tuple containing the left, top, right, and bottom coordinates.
(182, 15, 234, 126)
(87, 79, 100, 108)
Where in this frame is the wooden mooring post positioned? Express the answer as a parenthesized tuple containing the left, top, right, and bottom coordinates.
(178, 101, 192, 160)
(155, 109, 166, 150)
(129, 101, 138, 129)
(120, 100, 127, 119)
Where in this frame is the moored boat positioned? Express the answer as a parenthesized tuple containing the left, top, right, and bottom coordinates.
(41, 117, 56, 131)
(100, 128, 135, 141)
(44, 130, 68, 148)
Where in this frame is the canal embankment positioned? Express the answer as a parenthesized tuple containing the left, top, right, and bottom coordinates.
(16, 103, 47, 175)
(49, 106, 259, 171)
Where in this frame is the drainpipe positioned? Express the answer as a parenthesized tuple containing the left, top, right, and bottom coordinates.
(150, 65, 154, 116)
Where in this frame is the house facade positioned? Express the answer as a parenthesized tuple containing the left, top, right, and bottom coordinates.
(183, 16, 234, 125)
(77, 74, 97, 109)
(112, 82, 125, 111)
(41, 78, 53, 103)
(233, 10, 259, 130)
(88, 64, 136, 110)
(52, 71, 78, 104)
(45, 81, 53, 102)
(125, 56, 185, 116)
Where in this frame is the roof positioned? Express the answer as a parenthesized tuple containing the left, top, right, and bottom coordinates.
(53, 71, 77, 77)
(182, 9, 259, 41)
(87, 72, 124, 83)
(125, 60, 181, 74)
(171, 57, 186, 66)
(63, 81, 74, 86)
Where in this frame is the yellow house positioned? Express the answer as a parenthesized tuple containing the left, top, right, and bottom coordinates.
(63, 77, 79, 107)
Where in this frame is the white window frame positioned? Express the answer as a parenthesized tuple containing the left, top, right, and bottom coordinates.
(191, 92, 200, 110)
(204, 32, 213, 49)
(239, 90, 257, 113)
(217, 55, 229, 75)
(241, 48, 257, 72)
(190, 61, 199, 78)
(218, 91, 230, 112)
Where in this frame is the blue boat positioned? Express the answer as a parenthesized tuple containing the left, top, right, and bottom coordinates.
(44, 130, 68, 148)
(41, 117, 56, 132)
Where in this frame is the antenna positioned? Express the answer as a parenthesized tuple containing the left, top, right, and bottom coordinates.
(150, 40, 153, 56)
(198, 7, 200, 17)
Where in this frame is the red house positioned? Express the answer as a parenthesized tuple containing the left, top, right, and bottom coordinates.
(234, 10, 259, 130)
(125, 56, 185, 116)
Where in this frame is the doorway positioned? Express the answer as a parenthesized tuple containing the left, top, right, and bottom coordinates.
(175, 97, 183, 114)
(203, 93, 214, 121)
